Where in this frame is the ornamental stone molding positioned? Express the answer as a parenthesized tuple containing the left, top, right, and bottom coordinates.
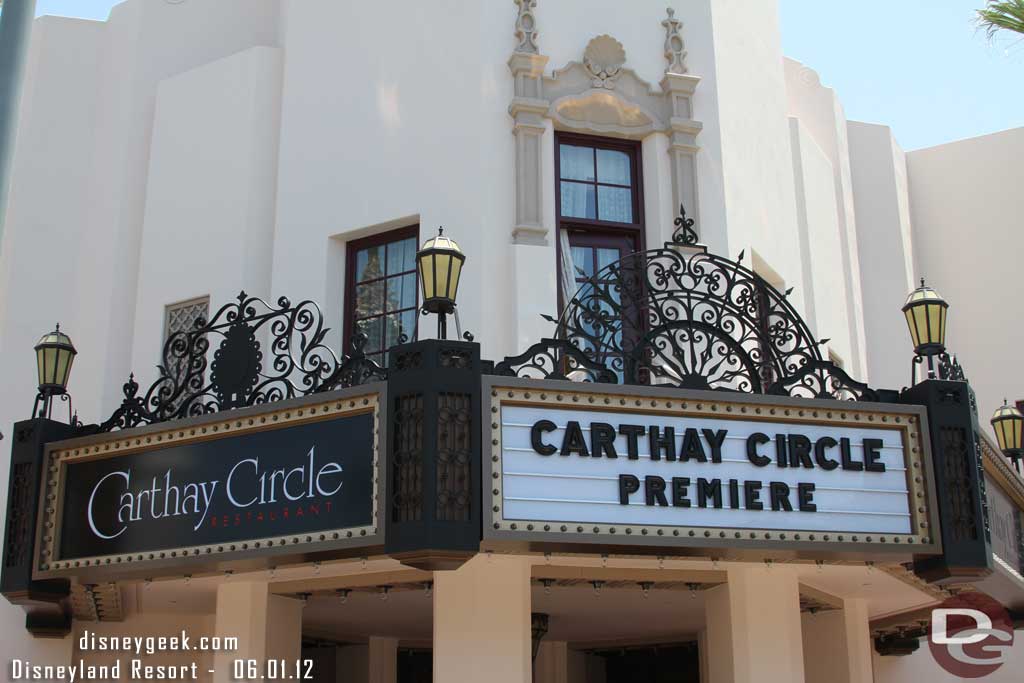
(662, 7, 687, 75)
(513, 0, 539, 54)
(582, 35, 626, 89)
(507, 3, 703, 244)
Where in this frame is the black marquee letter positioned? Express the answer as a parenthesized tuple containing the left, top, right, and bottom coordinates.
(672, 477, 691, 508)
(840, 437, 863, 471)
(649, 426, 677, 461)
(679, 428, 705, 463)
(703, 429, 727, 464)
(561, 421, 590, 457)
(697, 478, 723, 509)
(747, 433, 771, 467)
(863, 438, 886, 472)
(645, 476, 669, 507)
(775, 434, 789, 468)
(788, 434, 814, 468)
(530, 420, 558, 456)
(590, 422, 618, 459)
(744, 480, 764, 510)
(619, 425, 645, 460)
(798, 483, 817, 512)
(813, 436, 839, 470)
(769, 482, 793, 511)
(619, 474, 640, 505)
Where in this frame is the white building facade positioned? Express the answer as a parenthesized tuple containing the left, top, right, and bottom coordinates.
(0, 1, 1021, 682)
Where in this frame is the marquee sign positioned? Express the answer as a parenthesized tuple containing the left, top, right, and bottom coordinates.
(33, 387, 384, 579)
(484, 378, 941, 555)
(986, 476, 1024, 577)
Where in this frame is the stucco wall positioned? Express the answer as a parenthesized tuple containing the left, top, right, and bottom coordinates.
(783, 58, 867, 377)
(906, 127, 1024, 429)
(131, 45, 284, 385)
(789, 117, 855, 369)
(847, 121, 916, 390)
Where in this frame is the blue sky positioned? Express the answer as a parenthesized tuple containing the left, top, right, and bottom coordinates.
(24, 0, 1024, 150)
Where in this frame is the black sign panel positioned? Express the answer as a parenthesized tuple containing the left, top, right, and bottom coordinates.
(58, 413, 374, 560)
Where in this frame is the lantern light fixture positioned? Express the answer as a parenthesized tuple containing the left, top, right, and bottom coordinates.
(33, 323, 77, 420)
(903, 279, 949, 381)
(416, 227, 465, 339)
(991, 400, 1024, 473)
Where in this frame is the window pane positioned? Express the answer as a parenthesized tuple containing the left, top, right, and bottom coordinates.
(387, 237, 417, 274)
(570, 246, 593, 279)
(561, 181, 596, 219)
(385, 310, 417, 348)
(559, 144, 595, 181)
(597, 186, 633, 223)
(386, 273, 417, 311)
(355, 245, 385, 282)
(597, 149, 630, 185)
(356, 317, 384, 353)
(597, 247, 620, 271)
(355, 281, 384, 317)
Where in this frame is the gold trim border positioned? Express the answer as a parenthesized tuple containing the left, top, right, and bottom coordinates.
(487, 385, 933, 547)
(36, 392, 381, 574)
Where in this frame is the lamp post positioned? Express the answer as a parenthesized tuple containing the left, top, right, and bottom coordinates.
(903, 278, 948, 383)
(33, 324, 77, 421)
(991, 400, 1024, 474)
(417, 227, 465, 340)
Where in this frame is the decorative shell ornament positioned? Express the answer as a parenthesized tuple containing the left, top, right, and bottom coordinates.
(583, 35, 627, 89)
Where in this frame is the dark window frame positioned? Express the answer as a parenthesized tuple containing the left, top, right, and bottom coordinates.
(555, 131, 646, 311)
(343, 225, 420, 365)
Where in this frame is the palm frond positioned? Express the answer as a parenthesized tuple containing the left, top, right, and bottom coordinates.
(977, 0, 1024, 39)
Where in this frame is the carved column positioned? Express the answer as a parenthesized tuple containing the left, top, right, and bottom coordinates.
(508, 52, 549, 245)
(661, 8, 703, 223)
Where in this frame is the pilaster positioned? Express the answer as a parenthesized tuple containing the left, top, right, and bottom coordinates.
(509, 53, 551, 245)
(212, 582, 303, 683)
(703, 566, 806, 683)
(433, 555, 532, 683)
(660, 73, 703, 222)
(801, 598, 872, 683)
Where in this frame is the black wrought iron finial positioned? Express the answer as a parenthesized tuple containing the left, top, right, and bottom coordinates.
(671, 204, 699, 246)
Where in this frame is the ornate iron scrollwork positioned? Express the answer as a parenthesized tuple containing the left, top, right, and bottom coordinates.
(910, 350, 967, 387)
(492, 205, 883, 401)
(96, 291, 385, 432)
(551, 241, 824, 393)
(671, 203, 699, 246)
(492, 338, 618, 384)
(937, 352, 966, 382)
(766, 360, 878, 402)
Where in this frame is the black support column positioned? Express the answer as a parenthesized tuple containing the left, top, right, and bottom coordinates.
(385, 340, 482, 570)
(902, 379, 993, 584)
(1, 418, 77, 637)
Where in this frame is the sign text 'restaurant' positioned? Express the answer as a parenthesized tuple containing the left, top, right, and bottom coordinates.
(58, 413, 374, 560)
